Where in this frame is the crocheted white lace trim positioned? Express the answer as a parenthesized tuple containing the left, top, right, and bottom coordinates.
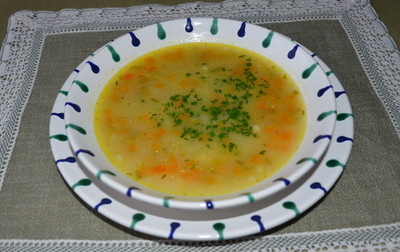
(1, 222, 399, 251)
(0, 0, 399, 250)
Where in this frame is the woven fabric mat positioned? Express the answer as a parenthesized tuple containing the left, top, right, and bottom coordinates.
(0, 0, 399, 251)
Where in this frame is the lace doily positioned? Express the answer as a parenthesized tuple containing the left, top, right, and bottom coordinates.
(0, 0, 399, 250)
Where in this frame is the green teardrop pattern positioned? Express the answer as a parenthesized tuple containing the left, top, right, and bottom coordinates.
(317, 110, 337, 121)
(262, 31, 274, 48)
(163, 197, 173, 208)
(65, 123, 86, 135)
(326, 159, 346, 168)
(245, 193, 255, 202)
(210, 18, 219, 35)
(337, 113, 353, 121)
(71, 178, 92, 190)
(296, 157, 318, 165)
(96, 170, 117, 180)
(49, 134, 68, 141)
(130, 213, 146, 230)
(106, 45, 120, 62)
(302, 63, 318, 79)
(58, 90, 68, 96)
(283, 201, 300, 216)
(157, 23, 167, 40)
(72, 80, 89, 93)
(213, 223, 225, 240)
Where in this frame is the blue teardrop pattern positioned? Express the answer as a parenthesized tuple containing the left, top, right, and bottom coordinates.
(55, 156, 76, 165)
(317, 85, 334, 97)
(206, 200, 214, 209)
(237, 22, 246, 37)
(251, 215, 265, 232)
(168, 222, 181, 239)
(287, 44, 300, 59)
(273, 177, 291, 186)
(50, 112, 64, 119)
(335, 91, 347, 98)
(126, 186, 140, 197)
(337, 136, 353, 143)
(313, 134, 332, 143)
(75, 149, 95, 157)
(65, 102, 81, 112)
(185, 18, 193, 32)
(310, 182, 327, 195)
(129, 32, 140, 47)
(87, 61, 100, 74)
(94, 198, 112, 211)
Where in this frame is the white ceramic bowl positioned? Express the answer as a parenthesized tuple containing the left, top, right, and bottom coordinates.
(64, 18, 336, 210)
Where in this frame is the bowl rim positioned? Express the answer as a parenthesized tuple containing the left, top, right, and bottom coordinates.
(64, 17, 337, 210)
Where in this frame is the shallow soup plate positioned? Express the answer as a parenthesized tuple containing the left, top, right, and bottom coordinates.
(64, 18, 336, 210)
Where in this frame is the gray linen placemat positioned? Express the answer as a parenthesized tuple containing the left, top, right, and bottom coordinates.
(0, 0, 399, 251)
(1, 19, 399, 239)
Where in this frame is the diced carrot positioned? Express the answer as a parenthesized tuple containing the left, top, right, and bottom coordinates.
(154, 82, 165, 88)
(232, 164, 243, 177)
(250, 154, 263, 164)
(257, 100, 267, 110)
(263, 125, 275, 134)
(150, 165, 167, 174)
(145, 57, 155, 64)
(153, 128, 166, 140)
(127, 143, 137, 152)
(123, 73, 133, 80)
(277, 130, 293, 142)
(147, 65, 157, 72)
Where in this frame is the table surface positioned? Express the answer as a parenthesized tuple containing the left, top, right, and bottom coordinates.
(0, 0, 399, 49)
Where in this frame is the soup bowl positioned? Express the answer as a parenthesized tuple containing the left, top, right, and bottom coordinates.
(64, 18, 336, 210)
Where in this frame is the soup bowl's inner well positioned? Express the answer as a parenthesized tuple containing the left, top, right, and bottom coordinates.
(64, 18, 336, 210)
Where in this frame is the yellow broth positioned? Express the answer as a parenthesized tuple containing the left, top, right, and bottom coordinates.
(94, 43, 306, 197)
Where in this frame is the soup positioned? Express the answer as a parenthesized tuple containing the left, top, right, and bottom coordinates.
(94, 43, 306, 197)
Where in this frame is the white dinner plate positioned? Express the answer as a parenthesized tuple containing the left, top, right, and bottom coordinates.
(49, 37, 353, 241)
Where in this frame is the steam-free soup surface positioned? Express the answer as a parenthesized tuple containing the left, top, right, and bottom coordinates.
(94, 43, 306, 197)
